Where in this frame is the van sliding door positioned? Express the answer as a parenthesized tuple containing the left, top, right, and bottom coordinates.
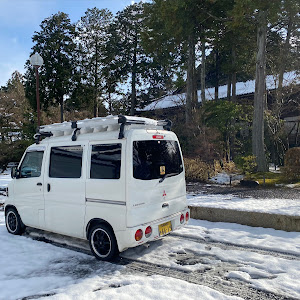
(85, 142, 126, 231)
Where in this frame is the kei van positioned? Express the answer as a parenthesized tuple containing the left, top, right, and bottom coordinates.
(5, 115, 190, 260)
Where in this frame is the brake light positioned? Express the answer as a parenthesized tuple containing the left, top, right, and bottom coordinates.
(153, 135, 164, 139)
(135, 229, 143, 241)
(180, 214, 184, 224)
(145, 226, 152, 238)
(186, 212, 189, 222)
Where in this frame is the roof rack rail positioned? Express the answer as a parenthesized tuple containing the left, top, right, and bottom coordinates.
(34, 115, 172, 143)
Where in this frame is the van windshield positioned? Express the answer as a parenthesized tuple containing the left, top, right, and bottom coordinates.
(133, 140, 183, 180)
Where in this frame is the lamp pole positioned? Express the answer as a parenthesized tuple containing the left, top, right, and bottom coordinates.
(30, 53, 43, 127)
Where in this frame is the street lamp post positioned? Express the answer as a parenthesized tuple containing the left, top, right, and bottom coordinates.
(30, 53, 43, 127)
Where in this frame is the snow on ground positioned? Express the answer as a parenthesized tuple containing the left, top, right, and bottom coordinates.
(122, 220, 300, 299)
(187, 192, 300, 216)
(180, 218, 300, 257)
(208, 172, 243, 185)
(1, 170, 300, 299)
(0, 212, 241, 300)
(41, 274, 240, 300)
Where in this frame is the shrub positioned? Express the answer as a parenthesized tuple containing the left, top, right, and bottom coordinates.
(235, 155, 257, 174)
(222, 160, 239, 174)
(184, 158, 216, 182)
(282, 148, 300, 181)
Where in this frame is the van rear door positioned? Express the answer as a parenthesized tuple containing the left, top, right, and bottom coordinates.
(127, 134, 187, 227)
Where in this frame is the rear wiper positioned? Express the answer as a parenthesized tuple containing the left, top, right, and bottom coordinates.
(159, 172, 179, 183)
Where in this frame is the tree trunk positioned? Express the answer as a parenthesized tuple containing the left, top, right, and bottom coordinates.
(227, 75, 231, 100)
(252, 10, 268, 172)
(278, 15, 292, 98)
(231, 45, 237, 102)
(214, 49, 219, 101)
(130, 70, 136, 116)
(60, 96, 64, 123)
(185, 34, 197, 123)
(94, 40, 99, 118)
(201, 39, 206, 104)
(130, 34, 137, 116)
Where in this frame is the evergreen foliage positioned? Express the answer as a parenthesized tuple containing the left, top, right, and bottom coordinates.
(0, 72, 34, 170)
(25, 12, 77, 122)
(75, 7, 113, 117)
(1, 1, 299, 173)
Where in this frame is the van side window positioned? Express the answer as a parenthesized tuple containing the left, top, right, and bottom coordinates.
(90, 144, 121, 179)
(20, 151, 44, 178)
(49, 146, 83, 178)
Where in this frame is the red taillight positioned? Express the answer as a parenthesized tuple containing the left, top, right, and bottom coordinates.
(145, 226, 152, 238)
(153, 135, 164, 139)
(180, 214, 184, 224)
(186, 211, 189, 222)
(135, 229, 143, 241)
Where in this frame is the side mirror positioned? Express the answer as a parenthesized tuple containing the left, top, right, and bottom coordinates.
(11, 167, 20, 179)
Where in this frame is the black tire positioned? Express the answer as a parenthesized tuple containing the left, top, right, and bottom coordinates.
(5, 208, 25, 235)
(88, 224, 119, 261)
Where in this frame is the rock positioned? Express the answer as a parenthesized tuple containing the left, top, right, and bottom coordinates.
(240, 180, 259, 188)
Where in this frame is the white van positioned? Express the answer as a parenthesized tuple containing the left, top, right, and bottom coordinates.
(5, 115, 189, 260)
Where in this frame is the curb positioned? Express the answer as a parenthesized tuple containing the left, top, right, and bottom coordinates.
(189, 206, 300, 232)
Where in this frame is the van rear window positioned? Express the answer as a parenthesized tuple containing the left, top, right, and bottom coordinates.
(133, 140, 183, 180)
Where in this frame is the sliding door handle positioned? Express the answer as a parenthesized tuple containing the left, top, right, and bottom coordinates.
(47, 183, 51, 192)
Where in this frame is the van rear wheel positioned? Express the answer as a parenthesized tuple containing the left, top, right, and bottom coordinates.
(5, 208, 25, 235)
(89, 224, 118, 261)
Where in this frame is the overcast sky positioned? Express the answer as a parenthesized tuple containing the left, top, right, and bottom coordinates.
(0, 0, 135, 87)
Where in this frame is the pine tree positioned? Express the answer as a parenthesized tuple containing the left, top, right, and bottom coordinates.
(150, 0, 222, 123)
(106, 3, 150, 116)
(232, 0, 282, 171)
(25, 12, 77, 122)
(76, 8, 113, 117)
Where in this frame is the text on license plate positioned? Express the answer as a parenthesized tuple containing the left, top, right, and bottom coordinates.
(158, 221, 172, 236)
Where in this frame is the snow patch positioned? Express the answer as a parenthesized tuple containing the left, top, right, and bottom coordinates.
(187, 192, 300, 216)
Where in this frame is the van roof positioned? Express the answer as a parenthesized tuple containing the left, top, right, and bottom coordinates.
(34, 115, 172, 144)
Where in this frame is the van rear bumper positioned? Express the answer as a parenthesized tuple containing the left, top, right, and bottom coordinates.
(115, 207, 190, 252)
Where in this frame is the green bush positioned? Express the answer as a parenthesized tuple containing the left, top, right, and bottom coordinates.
(235, 155, 257, 174)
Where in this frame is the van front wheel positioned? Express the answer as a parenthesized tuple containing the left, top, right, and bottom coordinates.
(5, 208, 25, 235)
(89, 224, 118, 261)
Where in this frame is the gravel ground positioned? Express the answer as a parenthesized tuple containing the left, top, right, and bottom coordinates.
(186, 182, 300, 200)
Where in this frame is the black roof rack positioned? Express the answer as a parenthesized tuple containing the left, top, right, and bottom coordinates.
(117, 115, 172, 139)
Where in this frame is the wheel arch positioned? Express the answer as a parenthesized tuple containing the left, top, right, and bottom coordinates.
(4, 204, 18, 216)
(86, 218, 116, 240)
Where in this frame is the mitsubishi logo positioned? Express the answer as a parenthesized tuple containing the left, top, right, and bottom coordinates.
(163, 190, 166, 197)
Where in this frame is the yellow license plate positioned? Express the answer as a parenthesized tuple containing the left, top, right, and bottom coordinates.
(158, 221, 172, 236)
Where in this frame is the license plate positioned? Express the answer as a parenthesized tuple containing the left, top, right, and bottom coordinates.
(158, 221, 172, 236)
